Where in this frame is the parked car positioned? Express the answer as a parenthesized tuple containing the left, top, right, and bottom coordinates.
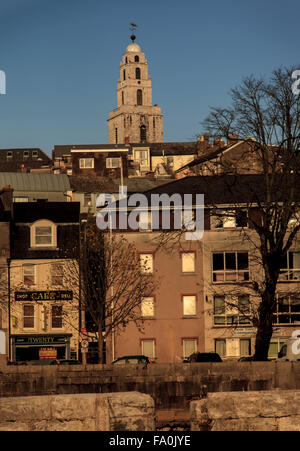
(111, 355, 151, 365)
(184, 352, 222, 363)
(238, 356, 254, 362)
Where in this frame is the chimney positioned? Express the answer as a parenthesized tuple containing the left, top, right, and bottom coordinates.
(0, 185, 13, 214)
(227, 133, 238, 147)
(197, 133, 211, 156)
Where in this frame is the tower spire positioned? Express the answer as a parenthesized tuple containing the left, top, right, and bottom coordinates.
(129, 22, 137, 42)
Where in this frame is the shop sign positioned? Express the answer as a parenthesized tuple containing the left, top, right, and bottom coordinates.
(39, 347, 57, 360)
(15, 290, 73, 301)
(14, 335, 68, 345)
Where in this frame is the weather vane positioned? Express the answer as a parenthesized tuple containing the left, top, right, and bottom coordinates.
(130, 22, 138, 42)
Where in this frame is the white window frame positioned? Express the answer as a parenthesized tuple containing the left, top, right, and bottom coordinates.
(211, 209, 248, 229)
(23, 304, 35, 329)
(279, 251, 300, 281)
(23, 264, 36, 286)
(213, 294, 251, 326)
(79, 158, 94, 169)
(106, 157, 120, 169)
(273, 294, 300, 324)
(30, 220, 57, 248)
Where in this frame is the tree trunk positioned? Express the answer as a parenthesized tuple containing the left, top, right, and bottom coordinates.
(253, 289, 276, 360)
(97, 330, 105, 364)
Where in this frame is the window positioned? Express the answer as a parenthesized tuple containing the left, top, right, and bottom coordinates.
(135, 67, 141, 79)
(134, 55, 139, 62)
(23, 151, 29, 159)
(51, 305, 63, 329)
(13, 197, 29, 203)
(240, 339, 251, 356)
(32, 150, 38, 158)
(141, 339, 155, 358)
(23, 264, 35, 285)
(211, 209, 248, 229)
(31, 220, 57, 248)
(139, 211, 152, 231)
(134, 149, 148, 166)
(35, 226, 52, 245)
(23, 304, 34, 328)
(141, 297, 155, 317)
(268, 339, 286, 358)
(279, 251, 300, 281)
(140, 253, 153, 274)
(137, 89, 143, 106)
(51, 263, 64, 286)
(123, 69, 126, 81)
(181, 252, 195, 273)
(140, 125, 146, 141)
(106, 157, 120, 169)
(6, 151, 12, 159)
(215, 339, 226, 357)
(122, 91, 124, 105)
(182, 295, 196, 316)
(84, 193, 92, 208)
(183, 338, 197, 359)
(212, 252, 249, 282)
(115, 128, 118, 144)
(79, 158, 94, 169)
(213, 294, 251, 325)
(273, 295, 300, 324)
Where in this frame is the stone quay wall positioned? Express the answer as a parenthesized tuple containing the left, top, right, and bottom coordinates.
(190, 390, 300, 431)
(1, 361, 300, 410)
(0, 392, 155, 431)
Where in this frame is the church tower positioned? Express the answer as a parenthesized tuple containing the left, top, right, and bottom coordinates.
(107, 33, 163, 144)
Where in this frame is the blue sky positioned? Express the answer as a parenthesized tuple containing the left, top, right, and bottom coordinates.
(0, 0, 299, 156)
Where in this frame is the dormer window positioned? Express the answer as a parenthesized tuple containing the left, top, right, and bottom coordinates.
(30, 220, 57, 248)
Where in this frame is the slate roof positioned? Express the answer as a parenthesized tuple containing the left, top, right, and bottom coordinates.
(0, 173, 71, 193)
(13, 202, 80, 223)
(69, 176, 171, 194)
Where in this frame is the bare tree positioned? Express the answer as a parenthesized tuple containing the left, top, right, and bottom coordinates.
(65, 216, 157, 363)
(200, 66, 300, 360)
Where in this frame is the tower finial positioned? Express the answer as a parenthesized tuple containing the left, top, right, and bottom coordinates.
(129, 22, 138, 42)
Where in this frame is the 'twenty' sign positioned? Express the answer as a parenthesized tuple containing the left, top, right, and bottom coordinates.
(14, 291, 73, 301)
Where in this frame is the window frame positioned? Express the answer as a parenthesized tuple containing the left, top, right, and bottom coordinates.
(51, 304, 63, 329)
(279, 251, 300, 281)
(182, 337, 198, 359)
(181, 251, 196, 273)
(213, 294, 251, 326)
(79, 157, 94, 169)
(141, 296, 155, 318)
(23, 304, 35, 329)
(182, 294, 197, 317)
(106, 157, 121, 169)
(273, 294, 300, 324)
(140, 338, 155, 359)
(30, 220, 57, 248)
(51, 262, 64, 287)
(139, 252, 154, 274)
(212, 251, 249, 283)
(23, 264, 36, 286)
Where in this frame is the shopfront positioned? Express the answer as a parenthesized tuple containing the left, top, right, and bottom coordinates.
(11, 334, 72, 362)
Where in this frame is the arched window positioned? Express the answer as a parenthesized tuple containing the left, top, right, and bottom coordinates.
(140, 125, 146, 142)
(123, 69, 126, 81)
(137, 89, 143, 105)
(122, 91, 124, 105)
(135, 55, 139, 62)
(125, 57, 128, 63)
(135, 67, 141, 79)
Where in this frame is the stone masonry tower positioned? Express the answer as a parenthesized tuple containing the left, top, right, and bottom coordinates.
(107, 33, 163, 144)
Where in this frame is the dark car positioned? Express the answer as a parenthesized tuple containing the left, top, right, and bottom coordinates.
(111, 355, 151, 365)
(184, 352, 222, 363)
(238, 356, 254, 362)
